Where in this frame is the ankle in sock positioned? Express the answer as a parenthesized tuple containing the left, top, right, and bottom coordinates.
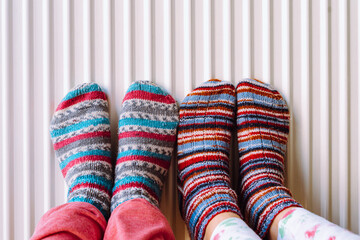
(236, 78, 301, 238)
(50, 83, 113, 220)
(111, 80, 179, 212)
(177, 79, 242, 240)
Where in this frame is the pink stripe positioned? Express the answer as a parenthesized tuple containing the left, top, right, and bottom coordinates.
(54, 131, 110, 150)
(62, 155, 111, 176)
(118, 131, 175, 142)
(123, 90, 175, 104)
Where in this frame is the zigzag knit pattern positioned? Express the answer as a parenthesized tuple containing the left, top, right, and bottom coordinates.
(111, 80, 179, 212)
(177, 79, 242, 240)
(236, 78, 302, 238)
(50, 83, 113, 220)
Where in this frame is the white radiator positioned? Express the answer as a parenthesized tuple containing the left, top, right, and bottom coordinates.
(0, 0, 359, 239)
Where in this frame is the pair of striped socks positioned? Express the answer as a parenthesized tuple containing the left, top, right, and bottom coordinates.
(177, 79, 301, 239)
(50, 81, 179, 220)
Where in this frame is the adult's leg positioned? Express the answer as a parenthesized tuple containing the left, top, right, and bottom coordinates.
(108, 81, 178, 240)
(178, 79, 260, 240)
(32, 83, 113, 239)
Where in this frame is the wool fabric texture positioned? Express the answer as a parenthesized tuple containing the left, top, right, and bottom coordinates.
(50, 83, 113, 220)
(177, 79, 242, 240)
(236, 78, 302, 238)
(111, 80, 179, 212)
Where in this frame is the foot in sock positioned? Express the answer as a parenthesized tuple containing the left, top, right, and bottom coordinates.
(236, 78, 302, 238)
(50, 83, 113, 220)
(111, 80, 179, 212)
(177, 79, 242, 240)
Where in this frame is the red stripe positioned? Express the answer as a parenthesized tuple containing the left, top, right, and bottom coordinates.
(178, 154, 228, 171)
(56, 91, 107, 111)
(69, 182, 111, 195)
(118, 131, 175, 142)
(123, 90, 175, 104)
(240, 152, 283, 165)
(112, 182, 158, 201)
(116, 155, 170, 169)
(54, 131, 111, 150)
(237, 81, 277, 95)
(237, 110, 289, 120)
(62, 155, 111, 176)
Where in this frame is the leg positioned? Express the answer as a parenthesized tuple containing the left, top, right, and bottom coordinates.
(32, 83, 113, 239)
(109, 81, 178, 239)
(31, 202, 106, 240)
(177, 79, 259, 240)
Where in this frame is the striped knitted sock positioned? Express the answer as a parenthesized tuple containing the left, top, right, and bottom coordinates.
(177, 79, 242, 240)
(50, 83, 113, 220)
(236, 78, 302, 238)
(111, 80, 179, 211)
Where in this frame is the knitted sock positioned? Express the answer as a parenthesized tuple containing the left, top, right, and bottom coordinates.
(111, 80, 179, 211)
(278, 208, 360, 240)
(236, 78, 301, 238)
(177, 79, 242, 240)
(50, 83, 113, 220)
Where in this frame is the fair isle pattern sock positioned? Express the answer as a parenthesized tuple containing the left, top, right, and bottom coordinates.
(236, 78, 301, 238)
(111, 80, 179, 212)
(50, 83, 113, 220)
(278, 208, 360, 240)
(177, 79, 242, 240)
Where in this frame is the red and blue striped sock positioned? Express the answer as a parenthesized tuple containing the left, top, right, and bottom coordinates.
(177, 79, 242, 240)
(111, 80, 179, 211)
(236, 78, 302, 238)
(50, 83, 113, 220)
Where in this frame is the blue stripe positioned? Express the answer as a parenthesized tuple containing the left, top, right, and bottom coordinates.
(51, 118, 110, 137)
(117, 149, 170, 161)
(69, 175, 113, 192)
(62, 83, 102, 101)
(126, 82, 168, 96)
(113, 176, 160, 197)
(118, 118, 178, 129)
(178, 140, 229, 152)
(60, 150, 111, 169)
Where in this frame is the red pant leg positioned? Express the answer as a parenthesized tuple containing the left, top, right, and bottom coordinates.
(104, 198, 175, 240)
(31, 202, 106, 240)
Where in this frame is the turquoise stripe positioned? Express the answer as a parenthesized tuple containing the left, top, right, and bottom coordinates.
(60, 150, 111, 169)
(126, 82, 168, 96)
(114, 176, 160, 197)
(51, 118, 110, 137)
(118, 118, 177, 129)
(62, 83, 102, 101)
(68, 197, 108, 219)
(69, 175, 113, 192)
(117, 149, 170, 161)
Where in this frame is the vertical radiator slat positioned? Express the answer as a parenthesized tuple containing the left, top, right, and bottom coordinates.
(83, 0, 91, 83)
(42, 0, 52, 213)
(103, 0, 111, 89)
(262, 0, 270, 84)
(242, 0, 251, 78)
(123, 0, 133, 91)
(281, 0, 293, 188)
(184, 0, 193, 92)
(1, 0, 10, 238)
(203, 0, 212, 80)
(164, 0, 173, 92)
(300, 0, 311, 208)
(22, 0, 31, 237)
(223, 0, 232, 82)
(144, 0, 153, 81)
(358, 0, 360, 232)
(319, 0, 330, 219)
(338, 0, 349, 228)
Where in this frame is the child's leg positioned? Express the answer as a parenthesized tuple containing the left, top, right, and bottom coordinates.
(109, 81, 178, 240)
(31, 202, 106, 240)
(177, 79, 259, 240)
(236, 79, 301, 238)
(273, 207, 360, 240)
(32, 83, 113, 239)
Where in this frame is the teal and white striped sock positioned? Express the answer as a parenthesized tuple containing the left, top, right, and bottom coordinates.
(111, 81, 179, 212)
(50, 83, 113, 220)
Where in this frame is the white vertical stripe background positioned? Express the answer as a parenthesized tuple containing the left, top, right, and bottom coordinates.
(0, 1, 359, 239)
